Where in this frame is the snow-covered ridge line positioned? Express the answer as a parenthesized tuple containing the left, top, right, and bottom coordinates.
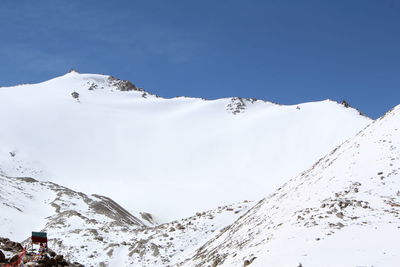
(0, 175, 151, 240)
(0, 71, 371, 222)
(2, 70, 367, 117)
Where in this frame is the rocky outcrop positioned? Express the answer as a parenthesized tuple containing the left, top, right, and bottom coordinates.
(107, 76, 141, 92)
(226, 97, 257, 114)
(0, 237, 81, 266)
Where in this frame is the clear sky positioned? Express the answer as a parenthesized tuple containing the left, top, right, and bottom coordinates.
(0, 0, 399, 118)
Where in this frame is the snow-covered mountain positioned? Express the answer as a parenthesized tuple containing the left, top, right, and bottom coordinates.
(0, 174, 253, 266)
(1, 71, 399, 266)
(0, 102, 397, 266)
(0, 71, 371, 222)
(179, 105, 400, 267)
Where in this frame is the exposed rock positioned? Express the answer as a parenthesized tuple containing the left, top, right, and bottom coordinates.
(71, 92, 80, 100)
(226, 97, 247, 115)
(151, 243, 160, 257)
(95, 236, 104, 242)
(0, 250, 5, 262)
(140, 212, 156, 225)
(90, 194, 145, 226)
(243, 256, 256, 266)
(87, 82, 98, 90)
(176, 223, 185, 230)
(107, 76, 141, 92)
(8, 254, 18, 263)
(336, 212, 344, 219)
(68, 69, 79, 73)
(54, 254, 64, 262)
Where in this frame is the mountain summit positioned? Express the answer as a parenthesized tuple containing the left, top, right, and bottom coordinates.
(0, 73, 371, 221)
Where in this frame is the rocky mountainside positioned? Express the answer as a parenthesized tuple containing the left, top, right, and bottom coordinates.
(54, 201, 254, 266)
(0, 236, 81, 266)
(0, 174, 254, 266)
(0, 71, 371, 221)
(179, 105, 400, 267)
(0, 175, 150, 241)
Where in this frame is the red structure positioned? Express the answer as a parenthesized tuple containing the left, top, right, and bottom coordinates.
(31, 232, 47, 244)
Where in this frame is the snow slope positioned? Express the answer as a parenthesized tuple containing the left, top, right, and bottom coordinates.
(0, 71, 371, 221)
(0, 174, 150, 241)
(50, 200, 254, 266)
(0, 173, 253, 266)
(180, 105, 400, 267)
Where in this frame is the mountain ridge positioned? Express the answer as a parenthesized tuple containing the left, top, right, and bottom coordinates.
(3, 71, 371, 118)
(0, 72, 371, 221)
(0, 72, 398, 266)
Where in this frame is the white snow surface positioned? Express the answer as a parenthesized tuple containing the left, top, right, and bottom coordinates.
(180, 105, 400, 267)
(0, 71, 371, 222)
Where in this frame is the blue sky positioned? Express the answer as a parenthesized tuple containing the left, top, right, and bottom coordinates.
(0, 0, 399, 118)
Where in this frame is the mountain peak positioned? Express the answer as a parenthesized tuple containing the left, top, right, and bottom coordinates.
(67, 68, 80, 74)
